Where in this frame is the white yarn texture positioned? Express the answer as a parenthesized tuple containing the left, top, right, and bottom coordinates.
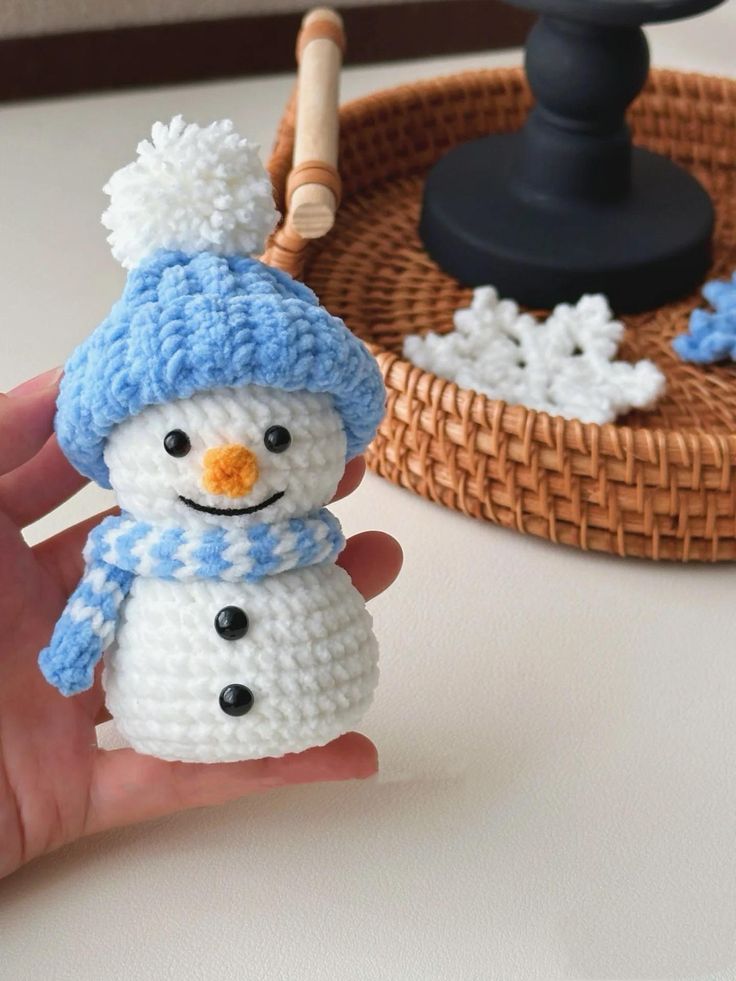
(102, 115, 279, 269)
(105, 564, 378, 763)
(105, 385, 347, 530)
(404, 288, 666, 424)
(100, 383, 376, 763)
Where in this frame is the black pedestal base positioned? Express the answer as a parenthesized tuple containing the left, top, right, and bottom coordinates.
(419, 133, 714, 313)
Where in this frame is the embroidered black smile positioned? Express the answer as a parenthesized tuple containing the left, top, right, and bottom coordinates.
(178, 491, 285, 516)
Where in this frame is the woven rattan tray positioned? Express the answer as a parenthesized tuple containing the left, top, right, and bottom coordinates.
(267, 67, 736, 561)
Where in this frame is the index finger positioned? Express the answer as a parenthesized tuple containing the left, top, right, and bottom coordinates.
(0, 368, 61, 477)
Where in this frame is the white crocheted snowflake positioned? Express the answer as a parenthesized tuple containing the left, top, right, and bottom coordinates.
(102, 115, 279, 269)
(403, 288, 665, 424)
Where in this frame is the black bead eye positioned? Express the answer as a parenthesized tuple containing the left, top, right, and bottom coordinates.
(264, 425, 291, 453)
(214, 606, 249, 640)
(164, 429, 191, 457)
(219, 684, 254, 717)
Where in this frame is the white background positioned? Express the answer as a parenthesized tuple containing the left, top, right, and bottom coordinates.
(1, 4, 736, 978)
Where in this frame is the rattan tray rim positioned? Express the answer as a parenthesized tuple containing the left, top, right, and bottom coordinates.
(266, 64, 736, 560)
(269, 66, 736, 465)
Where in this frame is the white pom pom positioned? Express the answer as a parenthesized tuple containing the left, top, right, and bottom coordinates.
(101, 116, 279, 269)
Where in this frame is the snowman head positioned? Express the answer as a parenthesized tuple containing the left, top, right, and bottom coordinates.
(54, 117, 385, 502)
(104, 384, 346, 527)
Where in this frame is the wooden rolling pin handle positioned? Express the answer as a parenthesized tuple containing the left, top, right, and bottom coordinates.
(296, 16, 346, 62)
(288, 8, 344, 240)
(286, 161, 342, 208)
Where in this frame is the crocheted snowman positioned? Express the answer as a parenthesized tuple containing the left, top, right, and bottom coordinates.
(38, 117, 385, 764)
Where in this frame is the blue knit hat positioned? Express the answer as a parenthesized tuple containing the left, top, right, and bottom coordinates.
(55, 117, 384, 488)
(57, 250, 385, 488)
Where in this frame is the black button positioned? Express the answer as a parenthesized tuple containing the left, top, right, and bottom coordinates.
(264, 425, 292, 453)
(164, 429, 191, 457)
(214, 606, 249, 640)
(219, 684, 254, 717)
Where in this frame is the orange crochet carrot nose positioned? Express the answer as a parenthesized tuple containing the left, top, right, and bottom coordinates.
(202, 444, 259, 498)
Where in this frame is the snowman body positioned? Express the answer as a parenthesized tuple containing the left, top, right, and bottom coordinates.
(105, 565, 378, 763)
(97, 382, 380, 763)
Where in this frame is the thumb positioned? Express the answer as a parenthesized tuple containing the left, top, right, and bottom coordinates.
(84, 732, 377, 835)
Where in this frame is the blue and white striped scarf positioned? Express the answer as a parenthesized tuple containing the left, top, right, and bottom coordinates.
(38, 510, 345, 697)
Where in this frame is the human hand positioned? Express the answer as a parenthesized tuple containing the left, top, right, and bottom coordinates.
(0, 368, 402, 879)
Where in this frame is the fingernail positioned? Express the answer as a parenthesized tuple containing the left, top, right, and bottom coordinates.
(8, 367, 62, 398)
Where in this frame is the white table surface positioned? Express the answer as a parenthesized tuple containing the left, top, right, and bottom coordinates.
(1, 7, 736, 979)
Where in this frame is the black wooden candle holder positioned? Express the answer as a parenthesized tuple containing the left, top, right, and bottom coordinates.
(419, 0, 725, 313)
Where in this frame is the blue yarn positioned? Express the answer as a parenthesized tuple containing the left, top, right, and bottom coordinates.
(192, 527, 231, 578)
(38, 562, 135, 696)
(114, 521, 153, 569)
(39, 618, 110, 697)
(290, 518, 322, 568)
(55, 250, 385, 487)
(38, 509, 346, 696)
(672, 272, 736, 364)
(149, 526, 186, 578)
(245, 523, 282, 579)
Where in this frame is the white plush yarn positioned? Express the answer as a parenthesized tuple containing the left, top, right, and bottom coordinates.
(102, 115, 279, 269)
(104, 385, 347, 529)
(404, 288, 666, 424)
(101, 382, 377, 763)
(104, 563, 378, 763)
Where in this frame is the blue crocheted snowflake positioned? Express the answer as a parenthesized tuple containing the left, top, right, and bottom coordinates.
(673, 273, 736, 363)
